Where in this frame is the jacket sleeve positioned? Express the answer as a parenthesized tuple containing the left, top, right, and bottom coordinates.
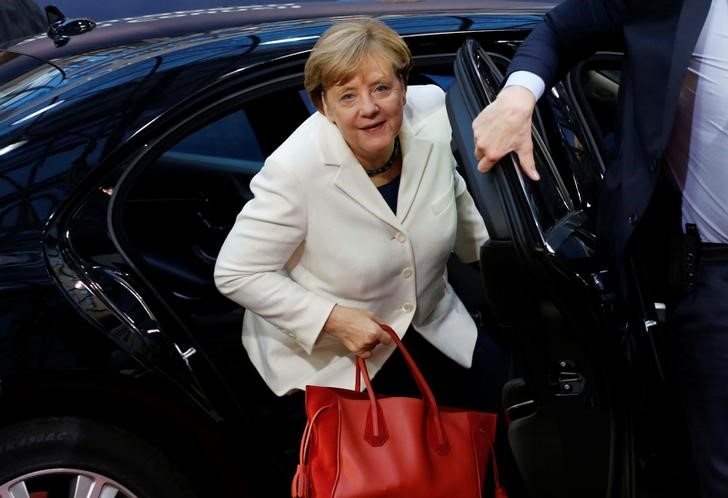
(507, 0, 625, 88)
(453, 169, 489, 263)
(416, 88, 489, 263)
(213, 156, 336, 355)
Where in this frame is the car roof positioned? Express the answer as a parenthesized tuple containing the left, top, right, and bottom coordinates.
(48, 0, 556, 23)
(6, 0, 555, 62)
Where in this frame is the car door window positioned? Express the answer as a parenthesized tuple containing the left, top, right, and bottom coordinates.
(568, 54, 622, 163)
(119, 82, 313, 322)
(163, 110, 265, 175)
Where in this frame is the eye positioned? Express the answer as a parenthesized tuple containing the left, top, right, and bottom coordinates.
(340, 92, 355, 103)
(373, 84, 390, 94)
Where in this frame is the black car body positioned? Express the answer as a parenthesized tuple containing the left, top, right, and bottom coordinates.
(0, 2, 689, 497)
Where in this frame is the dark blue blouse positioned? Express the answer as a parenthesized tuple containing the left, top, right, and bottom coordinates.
(377, 175, 401, 213)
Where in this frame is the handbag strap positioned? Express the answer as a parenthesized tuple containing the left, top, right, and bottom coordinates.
(355, 324, 449, 453)
(292, 404, 330, 498)
(481, 427, 508, 498)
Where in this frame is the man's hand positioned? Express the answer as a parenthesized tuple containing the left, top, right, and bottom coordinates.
(322, 305, 392, 358)
(472, 85, 540, 181)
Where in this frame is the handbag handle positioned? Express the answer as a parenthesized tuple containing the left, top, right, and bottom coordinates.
(355, 324, 450, 453)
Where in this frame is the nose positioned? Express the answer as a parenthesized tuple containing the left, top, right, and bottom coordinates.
(359, 94, 379, 117)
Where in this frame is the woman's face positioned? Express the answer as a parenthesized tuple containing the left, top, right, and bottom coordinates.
(322, 57, 406, 169)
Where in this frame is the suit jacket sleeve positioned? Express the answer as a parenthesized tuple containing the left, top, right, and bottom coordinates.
(508, 0, 625, 88)
(214, 156, 336, 354)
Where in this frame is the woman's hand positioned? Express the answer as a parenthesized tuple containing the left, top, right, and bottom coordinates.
(322, 305, 393, 358)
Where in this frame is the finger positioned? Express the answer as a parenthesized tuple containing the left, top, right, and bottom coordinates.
(356, 350, 372, 359)
(517, 145, 539, 181)
(377, 330, 393, 345)
(476, 155, 497, 173)
(371, 321, 393, 345)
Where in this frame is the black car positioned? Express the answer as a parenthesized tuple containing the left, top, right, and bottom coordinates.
(0, 2, 694, 497)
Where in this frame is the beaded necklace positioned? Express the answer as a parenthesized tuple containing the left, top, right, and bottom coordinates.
(364, 137, 400, 177)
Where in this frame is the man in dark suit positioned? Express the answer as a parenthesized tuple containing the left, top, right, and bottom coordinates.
(472, 1, 727, 496)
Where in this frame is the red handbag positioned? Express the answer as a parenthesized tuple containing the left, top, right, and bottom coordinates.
(291, 324, 507, 498)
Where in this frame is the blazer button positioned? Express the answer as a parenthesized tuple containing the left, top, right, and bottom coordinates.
(401, 267, 413, 278)
(394, 232, 407, 243)
(401, 302, 414, 313)
(649, 159, 658, 173)
(628, 214, 639, 225)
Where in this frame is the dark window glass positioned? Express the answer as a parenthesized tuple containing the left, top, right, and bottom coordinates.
(168, 109, 264, 167)
(118, 83, 312, 320)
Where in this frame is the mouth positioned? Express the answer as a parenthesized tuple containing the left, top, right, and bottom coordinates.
(361, 121, 386, 132)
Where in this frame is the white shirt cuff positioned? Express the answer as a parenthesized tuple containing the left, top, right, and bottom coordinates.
(504, 71, 546, 101)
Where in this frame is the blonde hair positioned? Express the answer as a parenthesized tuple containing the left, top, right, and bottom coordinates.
(304, 18, 412, 112)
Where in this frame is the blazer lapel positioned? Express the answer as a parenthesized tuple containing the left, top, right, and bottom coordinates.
(396, 124, 433, 223)
(318, 116, 401, 228)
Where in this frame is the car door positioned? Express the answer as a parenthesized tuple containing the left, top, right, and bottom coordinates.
(447, 39, 628, 498)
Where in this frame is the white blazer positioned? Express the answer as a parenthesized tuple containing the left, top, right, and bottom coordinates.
(214, 85, 488, 396)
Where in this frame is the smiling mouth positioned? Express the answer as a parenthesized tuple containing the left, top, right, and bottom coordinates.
(361, 122, 385, 131)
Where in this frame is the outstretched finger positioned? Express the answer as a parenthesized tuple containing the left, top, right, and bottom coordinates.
(517, 143, 539, 181)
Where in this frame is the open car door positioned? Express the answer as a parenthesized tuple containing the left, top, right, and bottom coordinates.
(447, 39, 628, 498)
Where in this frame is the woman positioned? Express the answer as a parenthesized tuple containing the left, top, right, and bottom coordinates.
(214, 18, 497, 402)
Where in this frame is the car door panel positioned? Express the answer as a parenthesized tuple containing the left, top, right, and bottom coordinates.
(448, 39, 623, 498)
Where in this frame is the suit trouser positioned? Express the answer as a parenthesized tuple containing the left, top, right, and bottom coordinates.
(668, 256, 728, 498)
